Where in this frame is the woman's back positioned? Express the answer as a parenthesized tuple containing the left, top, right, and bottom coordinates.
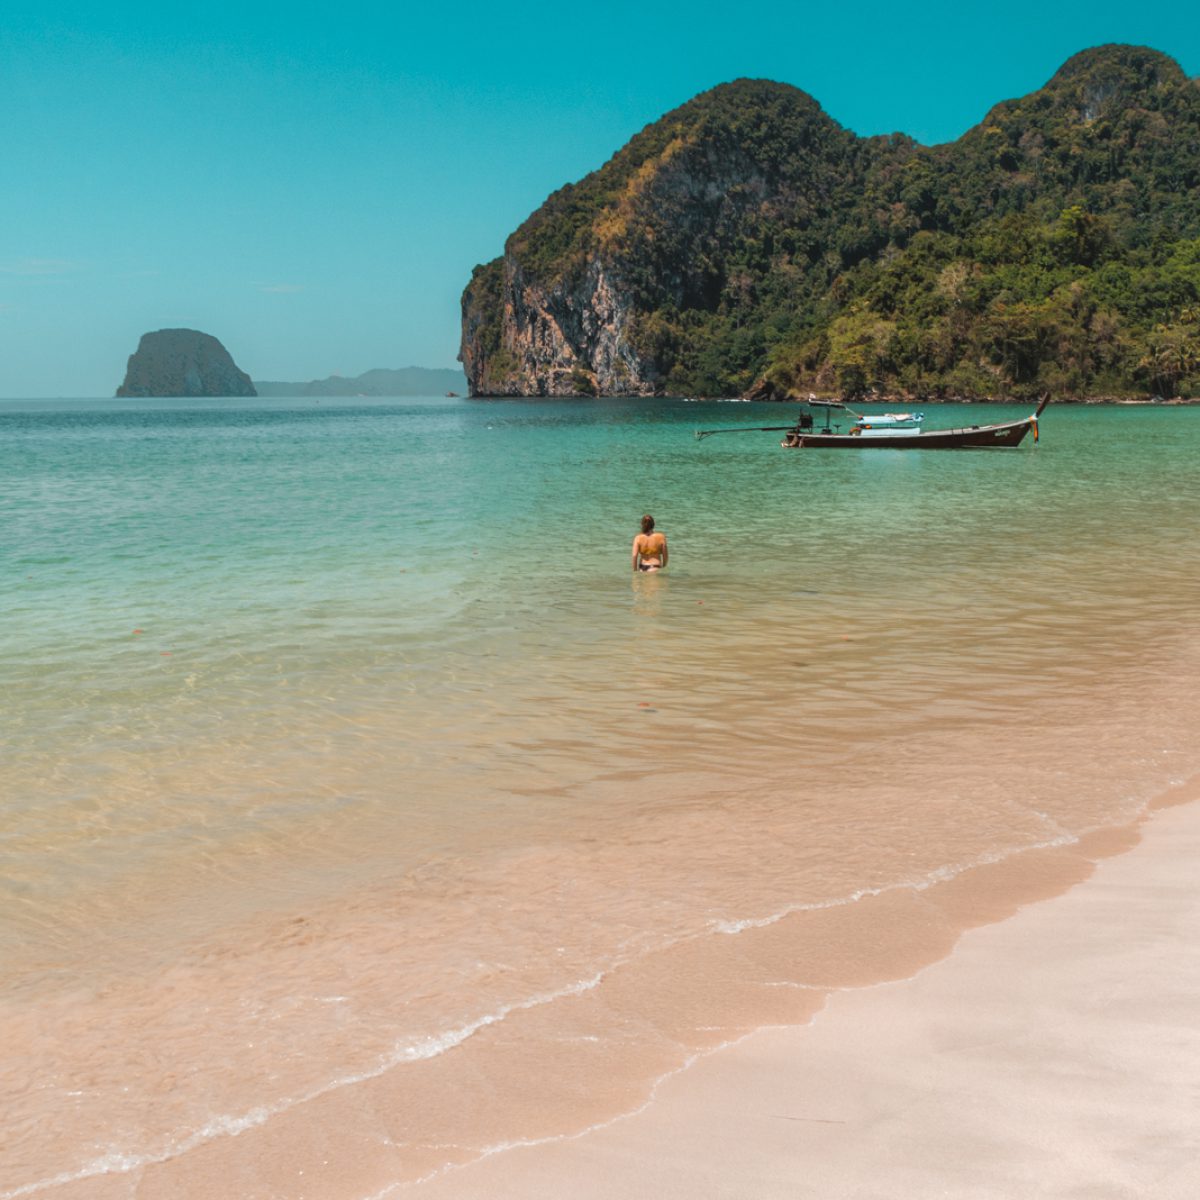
(633, 520, 668, 571)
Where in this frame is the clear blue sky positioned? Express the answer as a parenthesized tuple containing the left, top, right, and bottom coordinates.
(1, 1, 1196, 395)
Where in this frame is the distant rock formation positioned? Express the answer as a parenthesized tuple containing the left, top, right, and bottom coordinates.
(254, 366, 468, 397)
(116, 329, 256, 397)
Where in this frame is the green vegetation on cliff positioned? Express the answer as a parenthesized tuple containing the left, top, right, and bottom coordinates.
(462, 45, 1200, 399)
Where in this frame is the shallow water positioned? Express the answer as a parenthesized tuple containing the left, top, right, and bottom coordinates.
(2, 397, 1199, 1197)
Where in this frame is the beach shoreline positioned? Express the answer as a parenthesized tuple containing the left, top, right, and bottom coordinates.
(409, 781, 1200, 1199)
(13, 785, 1198, 1200)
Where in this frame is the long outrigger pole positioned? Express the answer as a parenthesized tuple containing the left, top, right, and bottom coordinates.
(695, 397, 850, 439)
(694, 424, 800, 440)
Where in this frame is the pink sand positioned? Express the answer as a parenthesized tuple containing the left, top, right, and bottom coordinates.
(412, 796, 1200, 1199)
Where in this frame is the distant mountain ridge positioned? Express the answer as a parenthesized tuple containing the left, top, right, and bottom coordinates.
(255, 367, 467, 397)
(461, 44, 1200, 400)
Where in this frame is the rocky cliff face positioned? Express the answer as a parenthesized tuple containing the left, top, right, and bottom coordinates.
(461, 256, 655, 396)
(460, 79, 856, 396)
(117, 329, 256, 398)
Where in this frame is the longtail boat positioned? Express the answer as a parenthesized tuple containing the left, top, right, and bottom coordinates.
(696, 396, 1049, 449)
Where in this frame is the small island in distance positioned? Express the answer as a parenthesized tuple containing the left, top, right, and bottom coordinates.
(117, 329, 256, 398)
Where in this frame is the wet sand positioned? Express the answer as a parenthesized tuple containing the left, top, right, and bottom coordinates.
(13, 786, 1196, 1199)
(412, 787, 1200, 1199)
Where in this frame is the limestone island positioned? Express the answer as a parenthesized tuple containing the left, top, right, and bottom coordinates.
(460, 44, 1200, 403)
(116, 329, 257, 398)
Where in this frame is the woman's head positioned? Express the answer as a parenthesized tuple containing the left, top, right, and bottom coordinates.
(640, 514, 655, 534)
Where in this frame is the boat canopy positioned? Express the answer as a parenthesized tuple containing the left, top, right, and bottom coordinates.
(802, 398, 922, 425)
(852, 412, 924, 427)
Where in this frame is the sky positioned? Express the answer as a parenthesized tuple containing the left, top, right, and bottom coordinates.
(1, 1, 1196, 396)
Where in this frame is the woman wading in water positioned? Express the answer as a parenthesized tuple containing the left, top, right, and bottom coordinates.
(632, 514, 668, 572)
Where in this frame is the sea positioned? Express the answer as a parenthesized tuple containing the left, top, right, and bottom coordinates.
(2, 396, 1199, 1198)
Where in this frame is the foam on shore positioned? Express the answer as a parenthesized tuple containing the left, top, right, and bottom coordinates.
(405, 780, 1200, 1199)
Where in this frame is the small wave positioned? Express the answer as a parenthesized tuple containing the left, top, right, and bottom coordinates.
(1, 971, 607, 1199)
(708, 830, 1082, 937)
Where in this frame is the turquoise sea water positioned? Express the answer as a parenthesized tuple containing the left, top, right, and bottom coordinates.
(3, 395, 1200, 1194)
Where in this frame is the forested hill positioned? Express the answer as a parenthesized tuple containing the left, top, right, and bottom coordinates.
(460, 45, 1200, 400)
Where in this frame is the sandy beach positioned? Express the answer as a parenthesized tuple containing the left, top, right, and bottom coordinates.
(412, 786, 1200, 1200)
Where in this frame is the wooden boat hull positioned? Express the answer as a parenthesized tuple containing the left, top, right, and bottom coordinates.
(783, 416, 1037, 450)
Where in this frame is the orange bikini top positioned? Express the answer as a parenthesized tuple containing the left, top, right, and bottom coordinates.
(637, 535, 664, 561)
